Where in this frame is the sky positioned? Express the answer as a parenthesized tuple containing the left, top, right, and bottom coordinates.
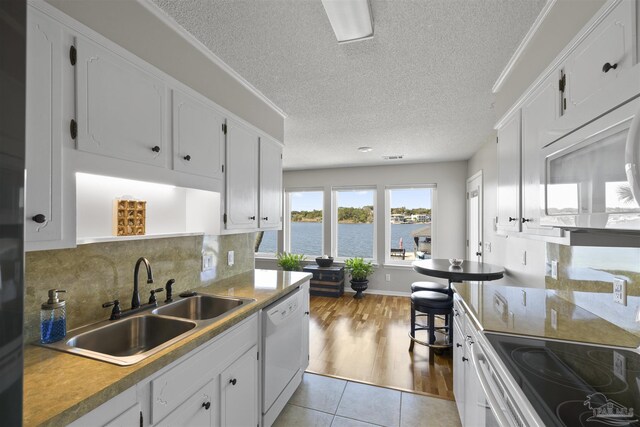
(289, 188, 432, 211)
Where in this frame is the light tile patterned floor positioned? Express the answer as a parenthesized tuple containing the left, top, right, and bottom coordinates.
(274, 373, 462, 427)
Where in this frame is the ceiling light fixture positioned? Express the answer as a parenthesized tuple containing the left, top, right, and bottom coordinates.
(321, 0, 374, 44)
(358, 146, 373, 152)
(383, 155, 404, 160)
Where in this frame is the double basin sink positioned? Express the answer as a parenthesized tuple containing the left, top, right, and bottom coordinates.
(43, 294, 255, 366)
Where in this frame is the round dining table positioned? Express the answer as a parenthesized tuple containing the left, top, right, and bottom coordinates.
(412, 259, 505, 286)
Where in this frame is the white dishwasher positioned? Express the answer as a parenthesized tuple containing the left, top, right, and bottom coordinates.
(262, 287, 304, 426)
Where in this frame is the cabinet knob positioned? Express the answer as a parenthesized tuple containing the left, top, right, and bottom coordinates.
(456, 343, 462, 348)
(602, 62, 618, 73)
(32, 214, 47, 224)
(462, 357, 469, 362)
(183, 155, 191, 161)
(475, 251, 482, 256)
(261, 217, 268, 221)
(521, 218, 531, 223)
(229, 378, 237, 386)
(151, 145, 161, 153)
(202, 401, 211, 410)
(249, 216, 256, 220)
(508, 216, 518, 222)
(304, 311, 310, 315)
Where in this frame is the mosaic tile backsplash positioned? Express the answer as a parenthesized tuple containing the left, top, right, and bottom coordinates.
(546, 244, 640, 339)
(24, 233, 255, 343)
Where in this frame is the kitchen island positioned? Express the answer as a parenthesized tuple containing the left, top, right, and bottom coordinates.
(23, 269, 311, 427)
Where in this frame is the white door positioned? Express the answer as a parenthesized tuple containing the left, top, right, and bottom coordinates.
(259, 136, 283, 230)
(172, 90, 225, 179)
(225, 119, 258, 230)
(466, 172, 482, 262)
(25, 7, 64, 246)
(496, 111, 521, 232)
(220, 346, 258, 427)
(75, 37, 168, 167)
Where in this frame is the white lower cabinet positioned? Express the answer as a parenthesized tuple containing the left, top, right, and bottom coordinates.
(68, 386, 141, 427)
(155, 379, 217, 427)
(220, 346, 259, 427)
(452, 304, 466, 425)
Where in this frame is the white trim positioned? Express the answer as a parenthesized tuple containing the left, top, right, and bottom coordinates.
(137, 0, 287, 119)
(494, 0, 624, 129)
(492, 0, 557, 94)
(343, 289, 410, 297)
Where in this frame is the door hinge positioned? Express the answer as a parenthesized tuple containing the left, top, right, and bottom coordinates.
(222, 164, 225, 173)
(257, 351, 259, 360)
(222, 123, 227, 135)
(223, 213, 227, 224)
(466, 239, 469, 247)
(496, 137, 498, 144)
(139, 411, 143, 427)
(69, 45, 77, 66)
(70, 119, 77, 139)
(558, 72, 566, 92)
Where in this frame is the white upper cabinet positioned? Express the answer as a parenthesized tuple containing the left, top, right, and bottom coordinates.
(565, 0, 635, 112)
(172, 90, 225, 180)
(25, 7, 64, 248)
(75, 37, 168, 167)
(259, 136, 283, 230)
(496, 111, 521, 233)
(225, 119, 259, 230)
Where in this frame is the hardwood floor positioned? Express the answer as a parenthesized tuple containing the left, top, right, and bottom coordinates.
(307, 293, 454, 400)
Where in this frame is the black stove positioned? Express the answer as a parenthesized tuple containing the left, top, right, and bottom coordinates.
(486, 333, 640, 427)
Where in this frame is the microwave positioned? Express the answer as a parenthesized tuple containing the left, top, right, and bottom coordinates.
(540, 96, 640, 231)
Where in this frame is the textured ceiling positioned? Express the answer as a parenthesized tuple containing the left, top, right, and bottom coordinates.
(151, 0, 545, 170)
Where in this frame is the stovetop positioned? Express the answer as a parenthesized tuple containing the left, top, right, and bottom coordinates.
(486, 333, 640, 427)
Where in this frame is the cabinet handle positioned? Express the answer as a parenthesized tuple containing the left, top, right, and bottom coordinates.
(229, 378, 237, 386)
(32, 214, 46, 224)
(151, 145, 161, 153)
(521, 218, 531, 223)
(462, 357, 469, 362)
(304, 311, 310, 315)
(183, 155, 191, 161)
(456, 343, 462, 348)
(508, 216, 517, 222)
(475, 251, 482, 256)
(202, 401, 211, 410)
(261, 217, 268, 221)
(249, 216, 256, 220)
(602, 62, 618, 73)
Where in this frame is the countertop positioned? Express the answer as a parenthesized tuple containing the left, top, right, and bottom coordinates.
(453, 281, 640, 349)
(23, 269, 311, 427)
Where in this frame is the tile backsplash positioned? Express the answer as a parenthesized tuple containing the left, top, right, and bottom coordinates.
(25, 233, 255, 343)
(546, 243, 640, 338)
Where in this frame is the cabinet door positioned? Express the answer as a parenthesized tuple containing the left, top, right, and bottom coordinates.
(156, 379, 216, 427)
(565, 1, 635, 112)
(225, 120, 258, 230)
(301, 282, 310, 371)
(259, 136, 283, 230)
(220, 346, 258, 427)
(452, 319, 465, 426)
(496, 111, 521, 232)
(172, 90, 224, 179)
(521, 75, 558, 233)
(75, 37, 168, 167)
(104, 403, 141, 427)
(25, 7, 64, 246)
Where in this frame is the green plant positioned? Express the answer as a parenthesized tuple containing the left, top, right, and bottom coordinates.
(276, 252, 306, 271)
(344, 257, 375, 281)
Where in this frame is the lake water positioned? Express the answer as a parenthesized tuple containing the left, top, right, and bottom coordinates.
(258, 222, 428, 258)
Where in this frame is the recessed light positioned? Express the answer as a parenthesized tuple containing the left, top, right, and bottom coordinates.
(358, 146, 373, 153)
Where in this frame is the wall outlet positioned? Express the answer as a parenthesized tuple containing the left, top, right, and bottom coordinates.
(202, 253, 214, 271)
(550, 308, 558, 331)
(551, 260, 558, 280)
(613, 278, 627, 306)
(484, 242, 492, 253)
(521, 250, 527, 265)
(227, 250, 235, 266)
(521, 290, 527, 307)
(613, 351, 626, 381)
(385, 274, 391, 282)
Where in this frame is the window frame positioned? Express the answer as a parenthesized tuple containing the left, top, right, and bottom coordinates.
(331, 186, 377, 263)
(284, 188, 325, 257)
(384, 184, 437, 266)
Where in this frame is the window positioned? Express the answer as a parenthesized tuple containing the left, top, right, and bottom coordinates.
(333, 188, 376, 260)
(385, 186, 435, 264)
(285, 190, 324, 256)
(254, 230, 277, 256)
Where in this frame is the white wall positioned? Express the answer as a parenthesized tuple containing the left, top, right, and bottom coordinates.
(256, 161, 468, 294)
(467, 137, 546, 288)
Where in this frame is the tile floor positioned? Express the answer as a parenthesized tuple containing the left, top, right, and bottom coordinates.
(273, 373, 462, 427)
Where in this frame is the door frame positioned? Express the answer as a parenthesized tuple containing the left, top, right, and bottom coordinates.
(466, 171, 483, 262)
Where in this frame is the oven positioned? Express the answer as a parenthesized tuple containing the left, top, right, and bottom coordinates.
(540, 96, 640, 230)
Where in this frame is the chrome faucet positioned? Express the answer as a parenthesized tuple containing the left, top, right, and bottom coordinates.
(132, 257, 154, 309)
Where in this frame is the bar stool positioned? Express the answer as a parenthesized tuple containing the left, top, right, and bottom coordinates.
(410, 281, 452, 295)
(408, 290, 453, 364)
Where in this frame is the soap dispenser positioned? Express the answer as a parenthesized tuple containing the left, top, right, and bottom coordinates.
(40, 289, 67, 344)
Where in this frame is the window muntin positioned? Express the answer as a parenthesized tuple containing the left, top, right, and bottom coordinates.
(333, 188, 376, 260)
(286, 190, 324, 257)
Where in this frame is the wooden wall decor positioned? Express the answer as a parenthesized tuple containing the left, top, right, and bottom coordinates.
(113, 199, 146, 236)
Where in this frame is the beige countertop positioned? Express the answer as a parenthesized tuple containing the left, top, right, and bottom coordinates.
(453, 281, 640, 349)
(23, 269, 311, 427)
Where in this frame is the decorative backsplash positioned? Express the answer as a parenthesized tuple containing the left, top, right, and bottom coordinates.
(24, 233, 255, 343)
(546, 243, 640, 338)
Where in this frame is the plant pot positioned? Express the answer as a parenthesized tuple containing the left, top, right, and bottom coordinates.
(350, 279, 369, 299)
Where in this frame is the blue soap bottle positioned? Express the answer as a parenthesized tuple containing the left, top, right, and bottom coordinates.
(40, 289, 67, 344)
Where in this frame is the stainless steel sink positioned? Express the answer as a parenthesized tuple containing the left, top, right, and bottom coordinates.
(152, 295, 253, 320)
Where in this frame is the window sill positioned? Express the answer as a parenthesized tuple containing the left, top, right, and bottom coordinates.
(382, 263, 416, 269)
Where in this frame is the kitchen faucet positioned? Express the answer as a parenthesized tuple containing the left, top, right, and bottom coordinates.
(132, 257, 154, 309)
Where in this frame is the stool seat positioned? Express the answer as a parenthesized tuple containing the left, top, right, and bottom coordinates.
(410, 281, 451, 294)
(411, 290, 453, 310)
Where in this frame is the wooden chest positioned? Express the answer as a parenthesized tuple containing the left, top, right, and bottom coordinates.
(302, 265, 345, 297)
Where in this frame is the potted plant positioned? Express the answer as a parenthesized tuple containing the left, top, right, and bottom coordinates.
(276, 252, 306, 271)
(344, 257, 375, 299)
